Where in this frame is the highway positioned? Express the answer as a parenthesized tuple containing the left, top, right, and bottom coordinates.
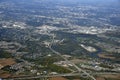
(49, 34, 96, 80)
(5, 72, 118, 80)
(4, 34, 118, 80)
(7, 73, 82, 80)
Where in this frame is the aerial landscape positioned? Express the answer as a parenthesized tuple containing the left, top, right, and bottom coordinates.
(0, 0, 120, 80)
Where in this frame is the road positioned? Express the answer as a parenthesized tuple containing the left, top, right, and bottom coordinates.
(49, 34, 96, 80)
(7, 73, 82, 80)
(5, 72, 118, 80)
(4, 34, 118, 80)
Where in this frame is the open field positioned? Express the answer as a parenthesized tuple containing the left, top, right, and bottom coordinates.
(0, 58, 16, 69)
(49, 77, 68, 80)
(95, 74, 120, 80)
(0, 58, 16, 66)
